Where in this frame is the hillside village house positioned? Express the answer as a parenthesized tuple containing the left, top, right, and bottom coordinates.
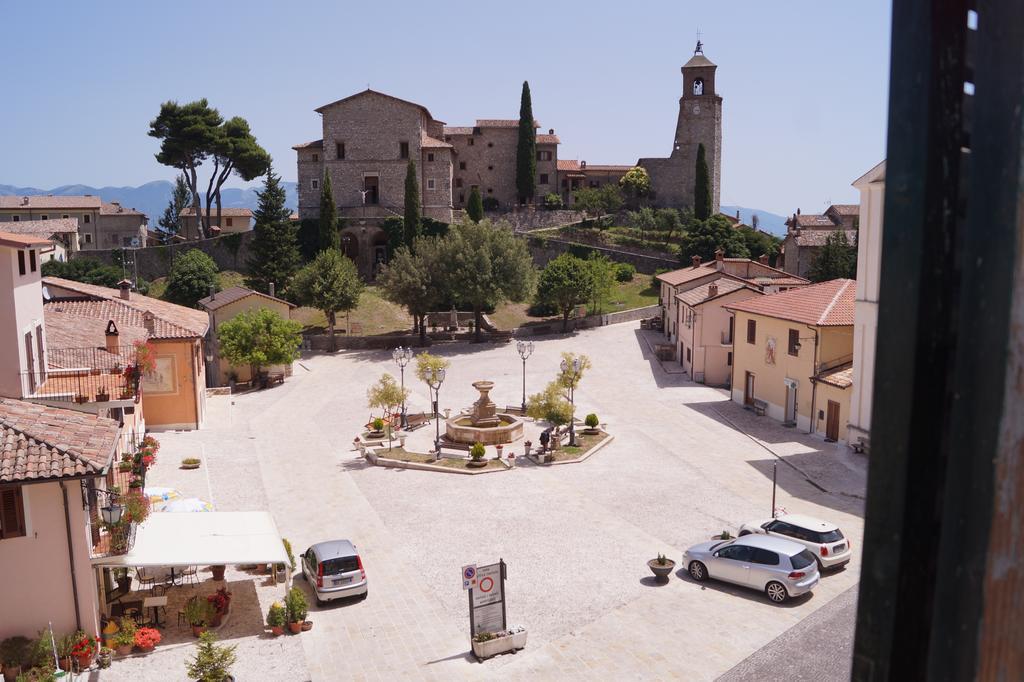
(0, 218, 79, 262)
(848, 160, 886, 451)
(179, 207, 254, 238)
(657, 250, 809, 350)
(198, 286, 296, 387)
(726, 279, 856, 443)
(0, 196, 147, 250)
(780, 203, 859, 278)
(675, 278, 762, 386)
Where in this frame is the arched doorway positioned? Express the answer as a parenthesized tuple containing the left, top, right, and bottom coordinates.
(341, 230, 359, 264)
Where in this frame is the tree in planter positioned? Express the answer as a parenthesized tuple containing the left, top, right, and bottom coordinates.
(216, 308, 302, 384)
(438, 220, 535, 341)
(584, 413, 600, 433)
(466, 186, 484, 223)
(185, 631, 236, 682)
(165, 249, 219, 308)
(534, 254, 595, 332)
(470, 442, 486, 462)
(284, 587, 308, 629)
(526, 381, 574, 447)
(366, 374, 410, 450)
(289, 249, 363, 351)
(245, 164, 301, 295)
(403, 159, 421, 247)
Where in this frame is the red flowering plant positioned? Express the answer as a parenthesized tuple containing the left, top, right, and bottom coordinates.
(123, 341, 157, 393)
(141, 435, 160, 453)
(207, 587, 233, 614)
(133, 627, 161, 648)
(71, 633, 98, 658)
(121, 489, 151, 525)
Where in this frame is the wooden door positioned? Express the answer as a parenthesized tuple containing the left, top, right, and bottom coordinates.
(826, 400, 840, 441)
(744, 372, 754, 406)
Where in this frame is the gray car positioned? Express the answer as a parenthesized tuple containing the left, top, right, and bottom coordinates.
(301, 539, 368, 604)
(683, 534, 819, 603)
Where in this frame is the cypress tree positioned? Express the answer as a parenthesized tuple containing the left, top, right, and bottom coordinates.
(246, 164, 301, 295)
(694, 143, 712, 220)
(318, 168, 339, 252)
(515, 81, 537, 204)
(403, 159, 421, 247)
(466, 186, 484, 223)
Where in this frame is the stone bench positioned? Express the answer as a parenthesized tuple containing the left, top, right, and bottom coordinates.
(751, 398, 768, 416)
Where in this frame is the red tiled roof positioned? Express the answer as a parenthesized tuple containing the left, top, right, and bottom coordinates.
(197, 286, 295, 312)
(420, 133, 453, 149)
(557, 159, 581, 171)
(443, 126, 474, 136)
(0, 195, 101, 210)
(794, 214, 836, 228)
(725, 279, 856, 327)
(100, 202, 145, 216)
(42, 277, 209, 338)
(675, 278, 757, 307)
(656, 262, 721, 286)
(475, 119, 540, 128)
(292, 139, 324, 150)
(0, 232, 53, 248)
(0, 398, 120, 483)
(536, 134, 560, 144)
(814, 363, 854, 389)
(829, 204, 860, 216)
(0, 218, 78, 236)
(180, 208, 253, 217)
(315, 89, 437, 122)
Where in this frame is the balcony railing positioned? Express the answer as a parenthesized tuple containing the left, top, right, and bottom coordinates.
(721, 331, 733, 345)
(21, 344, 139, 405)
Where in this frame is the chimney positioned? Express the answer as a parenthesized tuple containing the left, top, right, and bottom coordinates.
(117, 278, 132, 301)
(759, 253, 770, 265)
(581, 160, 587, 169)
(143, 311, 156, 335)
(548, 128, 554, 135)
(715, 248, 724, 262)
(21, 196, 29, 206)
(268, 282, 276, 298)
(736, 209, 740, 220)
(708, 282, 718, 298)
(691, 255, 702, 268)
(797, 207, 801, 215)
(104, 320, 119, 354)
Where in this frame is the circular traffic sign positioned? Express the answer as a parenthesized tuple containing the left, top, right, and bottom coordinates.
(478, 576, 494, 593)
(464, 566, 476, 580)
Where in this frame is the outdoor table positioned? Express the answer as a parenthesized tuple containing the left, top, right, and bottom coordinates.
(111, 599, 143, 623)
(142, 595, 168, 628)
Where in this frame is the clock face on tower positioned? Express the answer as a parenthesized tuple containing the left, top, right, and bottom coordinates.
(692, 104, 700, 115)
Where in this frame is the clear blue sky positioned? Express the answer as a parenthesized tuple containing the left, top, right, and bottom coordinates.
(1, 0, 891, 216)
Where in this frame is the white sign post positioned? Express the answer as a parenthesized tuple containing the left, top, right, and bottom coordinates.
(468, 559, 507, 636)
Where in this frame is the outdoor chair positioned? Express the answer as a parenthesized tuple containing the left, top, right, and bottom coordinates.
(177, 595, 198, 628)
(178, 565, 199, 587)
(135, 567, 157, 592)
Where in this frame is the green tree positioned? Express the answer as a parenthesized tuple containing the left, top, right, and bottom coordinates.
(626, 207, 658, 246)
(808, 231, 858, 282)
(366, 373, 410, 449)
(41, 257, 150, 292)
(586, 254, 616, 315)
(694, 143, 712, 220)
(149, 100, 269, 238)
(318, 168, 339, 252)
(380, 216, 406, 259)
(556, 351, 592, 391)
(466, 186, 484, 222)
(377, 237, 445, 344)
(619, 166, 650, 207)
(526, 380, 574, 428)
(679, 214, 749, 265)
(216, 307, 302, 381)
(165, 249, 219, 308)
(415, 351, 450, 385)
(403, 159, 421, 247)
(246, 164, 301, 294)
(535, 254, 595, 332)
(736, 226, 782, 267)
(185, 631, 236, 682)
(158, 174, 191, 243)
(439, 220, 536, 341)
(516, 81, 537, 204)
(290, 249, 363, 350)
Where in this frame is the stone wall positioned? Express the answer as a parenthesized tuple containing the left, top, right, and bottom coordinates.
(76, 231, 254, 280)
(525, 234, 679, 274)
(498, 209, 587, 232)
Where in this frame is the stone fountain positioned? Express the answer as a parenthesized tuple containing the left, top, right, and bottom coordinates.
(445, 380, 524, 445)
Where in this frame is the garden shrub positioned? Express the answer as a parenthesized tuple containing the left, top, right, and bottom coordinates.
(615, 263, 636, 282)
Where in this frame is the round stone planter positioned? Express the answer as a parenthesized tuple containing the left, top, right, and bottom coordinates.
(647, 558, 676, 582)
(466, 459, 488, 468)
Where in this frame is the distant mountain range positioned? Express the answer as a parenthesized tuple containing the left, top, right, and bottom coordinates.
(0, 182, 787, 237)
(0, 181, 300, 227)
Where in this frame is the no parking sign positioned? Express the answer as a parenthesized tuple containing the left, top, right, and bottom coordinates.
(467, 559, 507, 636)
(461, 564, 477, 590)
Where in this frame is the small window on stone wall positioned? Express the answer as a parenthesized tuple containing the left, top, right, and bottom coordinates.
(399, 141, 409, 159)
(427, 179, 436, 190)
(459, 161, 466, 171)
(312, 153, 319, 162)
(487, 188, 493, 194)
(488, 142, 493, 148)
(488, 165, 494, 171)
(539, 173, 549, 184)
(455, 178, 463, 188)
(427, 152, 435, 162)
(312, 178, 319, 190)
(468, 138, 475, 146)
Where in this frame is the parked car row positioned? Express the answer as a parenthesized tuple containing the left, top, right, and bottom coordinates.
(683, 514, 851, 604)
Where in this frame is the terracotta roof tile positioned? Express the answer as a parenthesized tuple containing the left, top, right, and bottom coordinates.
(0, 398, 119, 483)
(581, 164, 633, 172)
(0, 218, 78, 236)
(829, 204, 860, 216)
(0, 232, 53, 248)
(475, 119, 540, 128)
(100, 202, 145, 216)
(794, 213, 836, 228)
(814, 363, 854, 388)
(536, 134, 560, 144)
(315, 89, 436, 122)
(0, 195, 102, 210)
(420, 133, 453, 149)
(557, 159, 581, 171)
(656, 263, 721, 286)
(197, 286, 295, 311)
(726, 279, 856, 326)
(179, 208, 253, 217)
(675, 278, 756, 307)
(292, 139, 324, 150)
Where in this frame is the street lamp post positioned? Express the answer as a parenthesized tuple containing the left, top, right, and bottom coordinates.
(392, 346, 414, 428)
(560, 357, 582, 446)
(516, 341, 534, 413)
(427, 367, 446, 459)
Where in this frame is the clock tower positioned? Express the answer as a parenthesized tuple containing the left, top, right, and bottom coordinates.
(639, 42, 723, 212)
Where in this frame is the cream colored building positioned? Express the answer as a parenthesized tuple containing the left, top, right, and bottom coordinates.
(726, 279, 856, 443)
(675, 278, 761, 386)
(179, 207, 254, 237)
(197, 286, 296, 386)
(848, 160, 885, 450)
(0, 196, 146, 250)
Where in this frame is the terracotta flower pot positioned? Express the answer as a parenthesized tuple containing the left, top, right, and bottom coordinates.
(59, 656, 73, 673)
(301, 621, 313, 631)
(211, 564, 226, 581)
(191, 626, 206, 638)
(135, 645, 154, 654)
(116, 643, 133, 656)
(210, 612, 223, 627)
(288, 621, 303, 634)
(74, 652, 95, 670)
(270, 625, 284, 636)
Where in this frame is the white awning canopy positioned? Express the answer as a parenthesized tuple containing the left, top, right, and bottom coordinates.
(92, 511, 289, 567)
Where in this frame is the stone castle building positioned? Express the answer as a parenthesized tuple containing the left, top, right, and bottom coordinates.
(293, 43, 724, 274)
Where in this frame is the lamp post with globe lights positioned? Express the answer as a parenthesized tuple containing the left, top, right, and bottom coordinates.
(516, 341, 534, 413)
(560, 356, 583, 446)
(426, 367, 447, 458)
(392, 346, 414, 428)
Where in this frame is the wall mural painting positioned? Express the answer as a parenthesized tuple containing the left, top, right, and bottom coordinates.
(765, 337, 777, 365)
(142, 355, 177, 395)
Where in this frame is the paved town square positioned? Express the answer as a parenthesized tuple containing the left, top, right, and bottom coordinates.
(116, 321, 865, 680)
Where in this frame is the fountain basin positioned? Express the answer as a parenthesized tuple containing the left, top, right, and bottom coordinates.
(445, 412, 524, 445)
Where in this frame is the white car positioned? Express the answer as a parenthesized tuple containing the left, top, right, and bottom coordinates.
(683, 534, 820, 603)
(738, 514, 851, 570)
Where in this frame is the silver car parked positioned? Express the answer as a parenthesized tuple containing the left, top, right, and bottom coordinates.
(683, 534, 819, 603)
(301, 539, 368, 604)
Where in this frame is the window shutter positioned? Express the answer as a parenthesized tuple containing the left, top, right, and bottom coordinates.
(0, 487, 26, 539)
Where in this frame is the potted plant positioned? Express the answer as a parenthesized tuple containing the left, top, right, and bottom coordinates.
(208, 587, 232, 621)
(96, 389, 110, 402)
(584, 413, 600, 434)
(74, 393, 88, 404)
(284, 587, 308, 634)
(495, 444, 504, 458)
(185, 599, 214, 638)
(181, 457, 201, 470)
(471, 626, 528, 660)
(210, 565, 226, 581)
(97, 647, 112, 669)
(70, 633, 98, 670)
(647, 553, 676, 582)
(118, 459, 133, 473)
(523, 440, 532, 456)
(467, 442, 487, 468)
(185, 631, 237, 682)
(369, 418, 386, 438)
(1, 636, 30, 682)
(713, 530, 733, 540)
(266, 602, 286, 637)
(55, 632, 76, 673)
(112, 618, 136, 656)
(133, 627, 161, 653)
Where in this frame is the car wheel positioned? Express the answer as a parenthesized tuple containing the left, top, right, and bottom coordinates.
(765, 581, 789, 603)
(738, 530, 751, 536)
(688, 561, 708, 582)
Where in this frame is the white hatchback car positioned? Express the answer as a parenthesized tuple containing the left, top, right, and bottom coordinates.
(738, 514, 851, 569)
